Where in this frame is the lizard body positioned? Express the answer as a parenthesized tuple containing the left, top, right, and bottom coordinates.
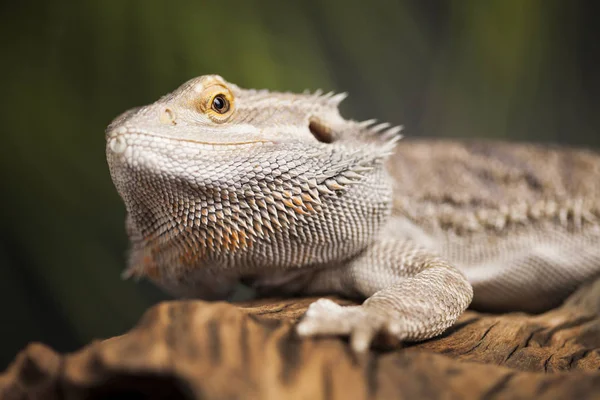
(106, 75, 600, 351)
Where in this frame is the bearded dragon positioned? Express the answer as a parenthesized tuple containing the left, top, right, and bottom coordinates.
(106, 75, 600, 352)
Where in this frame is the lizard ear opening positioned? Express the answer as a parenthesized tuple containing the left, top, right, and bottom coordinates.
(309, 117, 333, 143)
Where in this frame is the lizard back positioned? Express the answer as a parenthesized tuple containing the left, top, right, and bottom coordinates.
(388, 139, 600, 311)
(389, 139, 600, 234)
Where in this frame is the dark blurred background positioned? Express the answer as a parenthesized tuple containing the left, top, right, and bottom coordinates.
(1, 1, 598, 367)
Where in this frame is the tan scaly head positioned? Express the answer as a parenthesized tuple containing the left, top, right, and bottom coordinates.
(105, 75, 402, 297)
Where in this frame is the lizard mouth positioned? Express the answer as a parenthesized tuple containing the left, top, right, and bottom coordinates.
(107, 128, 273, 155)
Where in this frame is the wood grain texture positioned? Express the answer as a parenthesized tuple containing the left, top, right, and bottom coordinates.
(2, 279, 600, 399)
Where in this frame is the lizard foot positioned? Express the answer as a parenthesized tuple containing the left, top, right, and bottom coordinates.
(296, 298, 402, 352)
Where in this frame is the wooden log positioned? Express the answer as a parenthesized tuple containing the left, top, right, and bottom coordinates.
(2, 279, 600, 399)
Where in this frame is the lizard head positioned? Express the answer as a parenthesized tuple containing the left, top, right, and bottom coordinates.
(106, 75, 402, 295)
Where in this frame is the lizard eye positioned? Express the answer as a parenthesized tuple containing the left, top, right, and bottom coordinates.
(211, 94, 229, 114)
(195, 83, 235, 123)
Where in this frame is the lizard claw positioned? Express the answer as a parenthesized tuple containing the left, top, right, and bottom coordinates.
(296, 298, 393, 352)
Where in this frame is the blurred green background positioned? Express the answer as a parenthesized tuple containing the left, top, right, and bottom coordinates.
(1, 1, 598, 367)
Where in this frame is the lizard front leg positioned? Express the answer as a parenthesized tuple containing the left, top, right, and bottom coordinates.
(296, 239, 473, 352)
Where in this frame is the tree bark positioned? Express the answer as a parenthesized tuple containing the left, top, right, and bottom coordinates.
(2, 279, 600, 399)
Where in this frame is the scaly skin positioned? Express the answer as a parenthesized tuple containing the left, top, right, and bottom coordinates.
(106, 75, 600, 352)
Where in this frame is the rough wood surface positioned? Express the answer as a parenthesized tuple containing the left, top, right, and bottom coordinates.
(2, 279, 600, 399)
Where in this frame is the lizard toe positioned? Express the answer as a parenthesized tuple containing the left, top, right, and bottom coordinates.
(296, 298, 390, 352)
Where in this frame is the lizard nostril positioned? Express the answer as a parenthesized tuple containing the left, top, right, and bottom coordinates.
(309, 117, 333, 144)
(109, 135, 127, 154)
(160, 108, 177, 125)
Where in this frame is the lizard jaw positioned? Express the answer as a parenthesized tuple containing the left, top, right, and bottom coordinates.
(106, 126, 273, 156)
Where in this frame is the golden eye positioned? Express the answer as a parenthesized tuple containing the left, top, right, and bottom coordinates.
(194, 83, 234, 123)
(211, 94, 230, 114)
